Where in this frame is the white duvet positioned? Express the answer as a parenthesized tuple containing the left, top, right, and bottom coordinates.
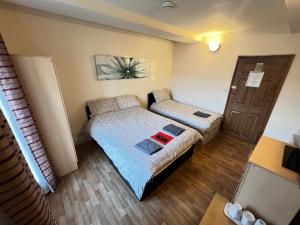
(150, 99, 222, 134)
(88, 107, 201, 199)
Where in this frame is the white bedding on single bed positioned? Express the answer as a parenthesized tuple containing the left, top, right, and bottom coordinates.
(150, 99, 222, 134)
(88, 107, 201, 199)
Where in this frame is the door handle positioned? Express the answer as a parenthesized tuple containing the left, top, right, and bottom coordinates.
(231, 85, 237, 90)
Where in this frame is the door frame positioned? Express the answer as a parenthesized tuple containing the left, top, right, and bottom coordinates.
(222, 55, 295, 143)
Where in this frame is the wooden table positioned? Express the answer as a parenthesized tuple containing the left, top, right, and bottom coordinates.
(248, 136, 300, 184)
(234, 136, 300, 225)
(199, 193, 233, 225)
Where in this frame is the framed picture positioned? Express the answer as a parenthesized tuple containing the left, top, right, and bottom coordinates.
(95, 55, 150, 80)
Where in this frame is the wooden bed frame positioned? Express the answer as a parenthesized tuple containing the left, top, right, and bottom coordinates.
(85, 105, 195, 200)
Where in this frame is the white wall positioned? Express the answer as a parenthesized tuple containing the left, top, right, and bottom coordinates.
(172, 32, 300, 143)
(0, 4, 173, 143)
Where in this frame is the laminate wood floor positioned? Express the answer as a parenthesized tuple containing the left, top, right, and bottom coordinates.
(47, 133, 253, 225)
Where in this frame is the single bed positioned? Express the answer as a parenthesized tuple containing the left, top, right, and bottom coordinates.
(86, 95, 201, 200)
(148, 89, 222, 144)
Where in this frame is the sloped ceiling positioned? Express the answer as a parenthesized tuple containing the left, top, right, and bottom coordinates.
(101, 0, 289, 34)
(286, 0, 300, 33)
(1, 0, 299, 43)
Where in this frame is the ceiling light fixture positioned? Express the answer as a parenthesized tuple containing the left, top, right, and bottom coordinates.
(162, 1, 177, 9)
(208, 40, 220, 52)
(203, 31, 223, 52)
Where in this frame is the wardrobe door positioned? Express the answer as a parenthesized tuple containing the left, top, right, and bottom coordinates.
(12, 56, 78, 177)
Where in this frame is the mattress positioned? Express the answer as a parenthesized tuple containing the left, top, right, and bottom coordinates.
(150, 99, 222, 134)
(87, 107, 201, 199)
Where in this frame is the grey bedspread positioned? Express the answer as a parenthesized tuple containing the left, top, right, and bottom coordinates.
(88, 107, 201, 199)
(150, 100, 222, 134)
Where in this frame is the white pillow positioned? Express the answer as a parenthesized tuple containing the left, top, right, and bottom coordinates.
(87, 98, 119, 117)
(153, 88, 171, 103)
(116, 95, 141, 110)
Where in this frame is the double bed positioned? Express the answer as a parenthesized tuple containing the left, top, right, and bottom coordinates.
(148, 89, 222, 144)
(86, 95, 201, 200)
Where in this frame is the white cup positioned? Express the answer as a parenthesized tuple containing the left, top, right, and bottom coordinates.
(254, 219, 266, 225)
(241, 211, 256, 225)
(228, 202, 242, 220)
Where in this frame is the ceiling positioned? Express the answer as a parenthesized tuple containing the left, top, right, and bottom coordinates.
(2, 0, 300, 43)
(101, 0, 288, 34)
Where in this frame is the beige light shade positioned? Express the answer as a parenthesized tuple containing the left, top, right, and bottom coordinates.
(208, 40, 220, 52)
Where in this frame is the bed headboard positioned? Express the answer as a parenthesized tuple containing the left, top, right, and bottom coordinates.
(85, 105, 92, 120)
(147, 92, 156, 109)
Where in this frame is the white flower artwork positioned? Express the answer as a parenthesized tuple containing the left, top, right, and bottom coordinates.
(95, 55, 150, 80)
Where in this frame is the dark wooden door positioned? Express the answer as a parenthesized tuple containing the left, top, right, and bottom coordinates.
(223, 55, 294, 143)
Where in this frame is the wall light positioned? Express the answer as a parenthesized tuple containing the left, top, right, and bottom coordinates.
(195, 31, 222, 52)
(208, 40, 220, 52)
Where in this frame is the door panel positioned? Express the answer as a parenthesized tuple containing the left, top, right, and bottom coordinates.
(235, 79, 248, 104)
(223, 55, 294, 143)
(250, 82, 269, 107)
(227, 111, 242, 132)
(241, 114, 257, 137)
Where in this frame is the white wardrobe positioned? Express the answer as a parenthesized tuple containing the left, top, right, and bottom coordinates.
(12, 56, 78, 177)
